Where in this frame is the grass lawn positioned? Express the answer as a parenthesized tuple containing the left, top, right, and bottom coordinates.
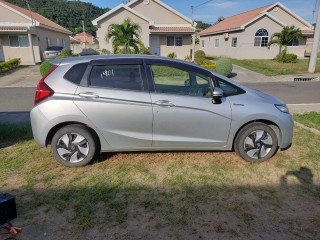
(223, 58, 320, 76)
(294, 112, 320, 131)
(0, 124, 320, 239)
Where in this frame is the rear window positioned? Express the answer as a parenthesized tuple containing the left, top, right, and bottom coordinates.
(88, 65, 144, 91)
(46, 46, 63, 51)
(64, 62, 88, 85)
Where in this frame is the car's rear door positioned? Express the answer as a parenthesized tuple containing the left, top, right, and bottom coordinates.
(73, 58, 153, 149)
(145, 59, 232, 148)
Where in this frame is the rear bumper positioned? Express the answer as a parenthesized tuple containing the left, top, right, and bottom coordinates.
(30, 106, 50, 147)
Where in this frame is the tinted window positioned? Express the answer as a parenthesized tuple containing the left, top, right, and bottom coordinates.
(89, 65, 143, 91)
(64, 62, 88, 85)
(150, 65, 212, 97)
(46, 46, 63, 51)
(216, 77, 245, 96)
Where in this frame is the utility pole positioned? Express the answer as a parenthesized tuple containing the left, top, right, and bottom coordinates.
(82, 20, 87, 54)
(191, 6, 196, 62)
(308, 0, 320, 73)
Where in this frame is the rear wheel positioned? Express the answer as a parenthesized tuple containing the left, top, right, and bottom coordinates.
(234, 123, 278, 162)
(51, 125, 97, 167)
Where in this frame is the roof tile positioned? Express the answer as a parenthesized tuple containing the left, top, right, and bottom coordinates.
(200, 4, 272, 36)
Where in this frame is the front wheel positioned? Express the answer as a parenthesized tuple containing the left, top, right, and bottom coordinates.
(51, 125, 97, 167)
(234, 123, 278, 162)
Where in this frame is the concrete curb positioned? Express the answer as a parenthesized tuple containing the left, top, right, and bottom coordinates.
(295, 121, 320, 136)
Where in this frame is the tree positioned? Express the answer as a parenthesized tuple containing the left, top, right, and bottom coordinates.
(106, 18, 143, 54)
(267, 26, 303, 54)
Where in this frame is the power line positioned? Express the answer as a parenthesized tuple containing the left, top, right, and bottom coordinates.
(194, 0, 215, 9)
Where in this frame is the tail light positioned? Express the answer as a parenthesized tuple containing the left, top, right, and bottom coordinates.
(34, 65, 57, 105)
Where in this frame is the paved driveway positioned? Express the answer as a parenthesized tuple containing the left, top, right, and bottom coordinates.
(0, 65, 41, 87)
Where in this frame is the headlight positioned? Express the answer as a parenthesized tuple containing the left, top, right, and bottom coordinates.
(275, 104, 289, 114)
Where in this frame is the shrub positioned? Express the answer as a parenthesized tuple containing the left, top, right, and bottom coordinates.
(201, 62, 216, 71)
(194, 50, 206, 61)
(0, 58, 20, 73)
(40, 60, 54, 77)
(216, 58, 233, 76)
(167, 52, 177, 58)
(276, 50, 297, 63)
(60, 48, 72, 56)
(184, 55, 192, 62)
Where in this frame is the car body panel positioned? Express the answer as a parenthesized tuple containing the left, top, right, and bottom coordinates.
(31, 55, 293, 155)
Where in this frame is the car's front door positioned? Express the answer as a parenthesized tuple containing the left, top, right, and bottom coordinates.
(145, 60, 232, 148)
(74, 59, 153, 149)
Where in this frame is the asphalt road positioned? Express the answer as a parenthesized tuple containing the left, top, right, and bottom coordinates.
(0, 81, 319, 112)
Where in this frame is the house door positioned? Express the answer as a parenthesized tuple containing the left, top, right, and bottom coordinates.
(150, 35, 160, 55)
(0, 39, 5, 62)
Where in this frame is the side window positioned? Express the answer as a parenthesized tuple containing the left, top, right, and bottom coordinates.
(216, 77, 245, 96)
(64, 62, 88, 85)
(150, 65, 213, 97)
(89, 65, 143, 91)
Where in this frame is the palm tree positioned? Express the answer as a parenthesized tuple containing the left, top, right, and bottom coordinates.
(105, 18, 143, 54)
(268, 26, 303, 54)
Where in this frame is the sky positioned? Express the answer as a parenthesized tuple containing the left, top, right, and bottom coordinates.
(82, 0, 317, 24)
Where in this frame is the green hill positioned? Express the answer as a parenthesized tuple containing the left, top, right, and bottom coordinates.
(6, 0, 109, 36)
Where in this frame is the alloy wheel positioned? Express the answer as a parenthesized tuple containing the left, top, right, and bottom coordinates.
(56, 133, 89, 163)
(243, 130, 273, 159)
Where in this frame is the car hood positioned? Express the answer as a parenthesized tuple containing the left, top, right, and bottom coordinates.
(240, 84, 284, 105)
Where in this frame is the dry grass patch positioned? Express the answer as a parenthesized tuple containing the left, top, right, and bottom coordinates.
(0, 125, 319, 239)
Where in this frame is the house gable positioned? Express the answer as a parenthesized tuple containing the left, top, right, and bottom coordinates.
(0, 3, 31, 23)
(92, 4, 151, 26)
(129, 0, 191, 25)
(266, 3, 312, 29)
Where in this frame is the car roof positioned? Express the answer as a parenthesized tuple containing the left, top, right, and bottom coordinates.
(52, 54, 196, 66)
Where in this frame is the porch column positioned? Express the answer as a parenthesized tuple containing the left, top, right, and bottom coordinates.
(28, 32, 36, 65)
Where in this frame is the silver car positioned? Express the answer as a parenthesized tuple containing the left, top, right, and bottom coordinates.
(30, 55, 293, 167)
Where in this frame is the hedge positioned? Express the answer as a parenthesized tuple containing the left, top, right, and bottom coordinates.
(0, 58, 21, 73)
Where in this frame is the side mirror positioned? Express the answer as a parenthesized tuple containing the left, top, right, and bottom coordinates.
(212, 87, 223, 103)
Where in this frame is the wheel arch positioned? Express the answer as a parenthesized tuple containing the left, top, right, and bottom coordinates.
(45, 122, 101, 152)
(232, 119, 281, 150)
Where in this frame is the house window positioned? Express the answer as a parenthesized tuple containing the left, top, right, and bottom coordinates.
(289, 39, 299, 46)
(9, 35, 29, 47)
(167, 36, 183, 46)
(46, 37, 51, 47)
(231, 37, 237, 47)
(202, 40, 205, 47)
(254, 28, 268, 47)
(62, 39, 66, 47)
(215, 39, 219, 47)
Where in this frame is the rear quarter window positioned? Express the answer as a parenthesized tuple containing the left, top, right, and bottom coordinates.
(64, 62, 89, 85)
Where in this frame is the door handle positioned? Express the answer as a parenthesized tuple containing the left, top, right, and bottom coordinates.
(78, 92, 100, 99)
(153, 100, 175, 107)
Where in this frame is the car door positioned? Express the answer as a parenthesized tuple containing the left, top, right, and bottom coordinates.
(73, 58, 153, 149)
(145, 60, 232, 148)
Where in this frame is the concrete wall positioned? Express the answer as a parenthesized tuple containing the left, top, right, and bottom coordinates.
(267, 6, 309, 29)
(130, 0, 190, 25)
(158, 34, 191, 59)
(96, 8, 150, 52)
(0, 33, 41, 65)
(36, 27, 70, 54)
(0, 5, 30, 23)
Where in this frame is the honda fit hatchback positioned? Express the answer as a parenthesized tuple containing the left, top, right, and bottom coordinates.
(30, 55, 293, 167)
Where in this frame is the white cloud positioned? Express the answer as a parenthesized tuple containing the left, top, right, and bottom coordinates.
(207, 1, 239, 8)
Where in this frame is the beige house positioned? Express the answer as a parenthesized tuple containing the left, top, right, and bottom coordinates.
(0, 0, 71, 65)
(92, 0, 195, 59)
(199, 2, 313, 59)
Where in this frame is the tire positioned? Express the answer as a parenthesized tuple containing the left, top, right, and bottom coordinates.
(234, 122, 278, 163)
(51, 124, 97, 167)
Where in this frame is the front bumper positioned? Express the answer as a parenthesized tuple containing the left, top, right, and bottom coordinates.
(276, 113, 294, 150)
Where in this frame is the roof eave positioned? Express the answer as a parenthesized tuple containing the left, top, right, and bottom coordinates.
(200, 28, 242, 37)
